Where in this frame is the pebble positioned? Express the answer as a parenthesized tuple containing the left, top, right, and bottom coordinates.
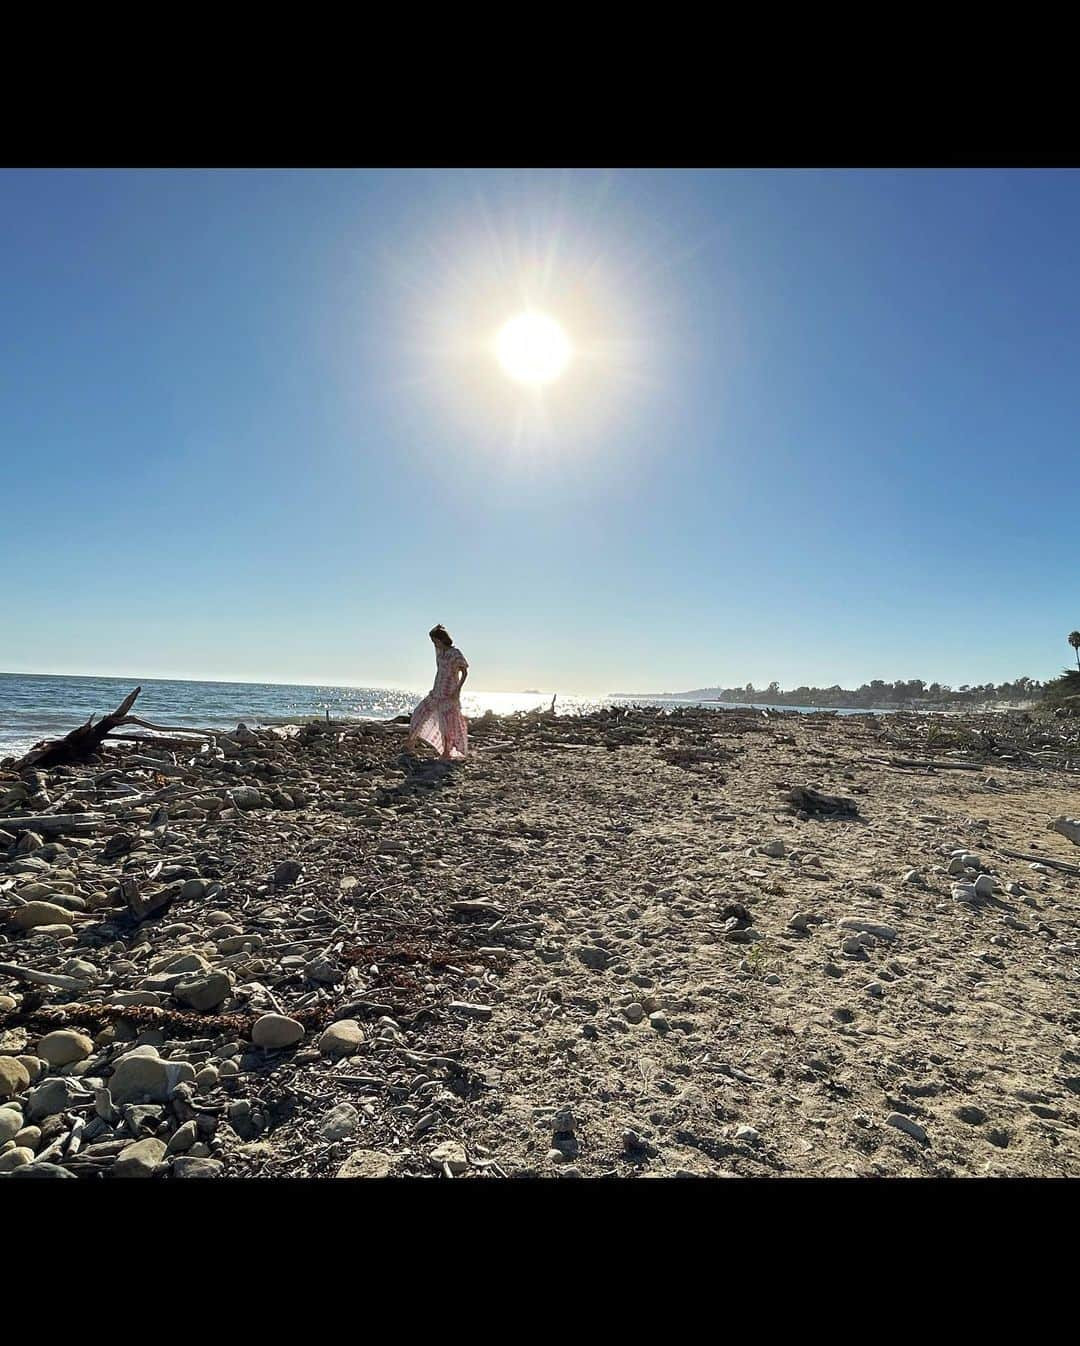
(974, 875, 997, 898)
(955, 1105, 987, 1125)
(165, 1120, 198, 1154)
(764, 973, 781, 986)
(0, 995, 18, 1012)
(623, 1002, 645, 1023)
(36, 1030, 94, 1068)
(14, 1125, 41, 1151)
(885, 1113, 927, 1143)
(174, 972, 232, 1012)
(837, 919, 898, 942)
(0, 1109, 22, 1145)
(318, 1020, 364, 1058)
(787, 912, 810, 931)
(575, 945, 611, 970)
(759, 839, 786, 858)
(648, 1011, 670, 1033)
(27, 1076, 91, 1120)
(429, 1141, 468, 1174)
(114, 1137, 167, 1178)
(171, 1156, 224, 1178)
(336, 1149, 395, 1179)
(109, 1051, 196, 1105)
(864, 982, 884, 998)
(734, 1124, 760, 1144)
(195, 1066, 220, 1094)
(251, 1014, 305, 1050)
(0, 1146, 34, 1171)
(0, 1057, 30, 1100)
(319, 1103, 360, 1140)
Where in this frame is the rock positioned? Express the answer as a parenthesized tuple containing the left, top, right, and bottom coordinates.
(974, 875, 997, 898)
(173, 972, 232, 1012)
(623, 1002, 644, 1023)
(886, 1113, 927, 1143)
(552, 1103, 576, 1136)
(954, 1105, 987, 1125)
(251, 1014, 305, 1050)
(165, 1120, 198, 1154)
(16, 1057, 44, 1084)
(428, 1141, 468, 1174)
(194, 1066, 220, 1093)
(734, 1124, 760, 1144)
(864, 982, 884, 997)
(109, 1052, 195, 1105)
(229, 787, 263, 810)
(902, 870, 923, 885)
(787, 912, 810, 931)
(0, 1146, 35, 1171)
(575, 945, 611, 970)
(7, 1161, 77, 1179)
(10, 901, 73, 929)
(1049, 816, 1080, 847)
(27, 1077, 91, 1120)
(952, 883, 978, 904)
(172, 1156, 224, 1178)
(319, 1103, 360, 1140)
(0, 1109, 22, 1145)
(114, 1137, 167, 1178)
(336, 1149, 395, 1179)
(0, 1057, 30, 1100)
(841, 937, 865, 955)
(837, 919, 897, 942)
(273, 860, 302, 887)
(179, 878, 209, 900)
(0, 994, 18, 1012)
(318, 1020, 363, 1058)
(760, 839, 786, 858)
(36, 1030, 94, 1067)
(648, 1011, 670, 1033)
(764, 972, 781, 986)
(947, 857, 966, 875)
(14, 1125, 41, 1150)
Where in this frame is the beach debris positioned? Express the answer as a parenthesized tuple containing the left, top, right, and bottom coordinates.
(777, 784, 860, 816)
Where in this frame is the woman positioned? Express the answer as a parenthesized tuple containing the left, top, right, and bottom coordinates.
(406, 624, 469, 760)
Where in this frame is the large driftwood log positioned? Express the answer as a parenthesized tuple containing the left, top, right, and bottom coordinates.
(13, 689, 215, 771)
(778, 783, 860, 816)
(16, 687, 144, 769)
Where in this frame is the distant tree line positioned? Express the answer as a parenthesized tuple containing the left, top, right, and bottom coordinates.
(680, 677, 1046, 709)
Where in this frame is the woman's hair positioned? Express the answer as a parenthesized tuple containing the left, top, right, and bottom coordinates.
(429, 624, 453, 648)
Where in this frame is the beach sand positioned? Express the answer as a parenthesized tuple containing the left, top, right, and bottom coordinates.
(1, 706, 1078, 1178)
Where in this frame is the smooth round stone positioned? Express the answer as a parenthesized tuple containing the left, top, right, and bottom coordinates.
(0, 1057, 31, 1100)
(251, 1014, 305, 1050)
(172, 1156, 224, 1178)
(0, 1109, 22, 1145)
(37, 1030, 94, 1067)
(194, 1065, 220, 1093)
(623, 1002, 644, 1024)
(14, 1125, 41, 1151)
(318, 1020, 363, 1058)
(0, 994, 19, 1012)
(0, 1146, 35, 1171)
(217, 1061, 240, 1078)
(11, 901, 71, 929)
(114, 1137, 167, 1178)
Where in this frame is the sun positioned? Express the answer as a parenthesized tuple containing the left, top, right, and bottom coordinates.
(494, 311, 572, 385)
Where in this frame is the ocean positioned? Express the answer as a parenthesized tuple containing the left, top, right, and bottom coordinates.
(0, 671, 881, 760)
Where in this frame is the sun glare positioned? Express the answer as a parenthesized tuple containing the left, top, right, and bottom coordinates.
(495, 311, 572, 385)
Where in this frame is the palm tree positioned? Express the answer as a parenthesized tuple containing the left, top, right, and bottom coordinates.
(1069, 631, 1080, 672)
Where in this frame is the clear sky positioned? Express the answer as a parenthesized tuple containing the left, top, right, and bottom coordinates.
(3, 168, 1078, 695)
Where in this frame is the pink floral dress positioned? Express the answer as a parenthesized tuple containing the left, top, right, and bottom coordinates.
(409, 645, 469, 759)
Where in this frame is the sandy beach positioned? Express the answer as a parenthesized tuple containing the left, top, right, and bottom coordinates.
(1, 704, 1078, 1178)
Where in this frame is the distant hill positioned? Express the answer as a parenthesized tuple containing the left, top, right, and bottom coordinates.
(610, 678, 1045, 709)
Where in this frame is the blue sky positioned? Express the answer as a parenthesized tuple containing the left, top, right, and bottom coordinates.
(2, 168, 1078, 694)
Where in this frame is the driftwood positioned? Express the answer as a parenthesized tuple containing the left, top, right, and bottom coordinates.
(778, 783, 860, 816)
(0, 812, 108, 835)
(14, 688, 216, 771)
(867, 755, 985, 772)
(0, 962, 93, 992)
(996, 847, 1080, 877)
(16, 687, 143, 769)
